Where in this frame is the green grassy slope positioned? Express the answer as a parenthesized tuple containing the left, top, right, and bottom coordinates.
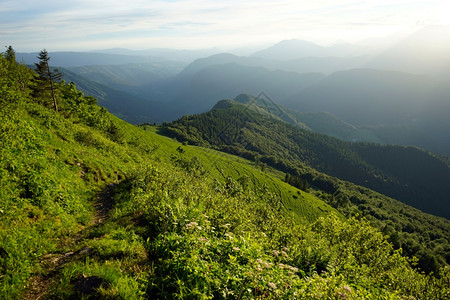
(144, 126, 334, 223)
(1, 53, 449, 299)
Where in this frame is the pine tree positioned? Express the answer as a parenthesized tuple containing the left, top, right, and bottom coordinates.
(4, 46, 16, 63)
(34, 49, 63, 111)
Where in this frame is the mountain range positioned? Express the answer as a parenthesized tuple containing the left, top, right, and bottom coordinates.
(2, 35, 450, 298)
(16, 26, 450, 156)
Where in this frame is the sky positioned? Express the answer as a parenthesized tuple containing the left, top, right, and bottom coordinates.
(1, 0, 449, 52)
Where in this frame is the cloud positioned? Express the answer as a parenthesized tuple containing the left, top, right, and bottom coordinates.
(0, 0, 444, 51)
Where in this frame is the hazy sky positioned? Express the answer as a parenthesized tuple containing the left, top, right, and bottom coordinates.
(1, 0, 448, 52)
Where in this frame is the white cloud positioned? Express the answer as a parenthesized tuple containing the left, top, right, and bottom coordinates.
(0, 0, 444, 51)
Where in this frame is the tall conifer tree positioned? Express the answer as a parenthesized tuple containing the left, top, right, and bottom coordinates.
(4, 46, 16, 63)
(34, 49, 62, 111)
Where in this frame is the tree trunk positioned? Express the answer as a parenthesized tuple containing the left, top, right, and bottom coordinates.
(46, 63, 58, 111)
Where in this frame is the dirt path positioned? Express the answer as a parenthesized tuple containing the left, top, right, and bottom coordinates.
(22, 183, 116, 300)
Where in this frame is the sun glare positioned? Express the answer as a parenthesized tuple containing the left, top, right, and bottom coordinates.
(435, 1, 450, 25)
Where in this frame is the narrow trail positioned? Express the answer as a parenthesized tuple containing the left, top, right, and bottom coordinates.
(22, 183, 116, 300)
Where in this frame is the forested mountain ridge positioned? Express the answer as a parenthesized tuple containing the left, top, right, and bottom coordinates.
(2, 49, 450, 299)
(232, 93, 382, 142)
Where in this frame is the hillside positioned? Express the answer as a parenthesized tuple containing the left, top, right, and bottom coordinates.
(60, 67, 180, 124)
(232, 93, 381, 143)
(2, 51, 450, 299)
(164, 99, 450, 272)
(165, 99, 450, 218)
(66, 62, 183, 94)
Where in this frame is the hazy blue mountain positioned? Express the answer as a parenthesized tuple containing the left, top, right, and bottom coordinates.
(16, 51, 180, 67)
(251, 39, 361, 60)
(284, 68, 437, 126)
(60, 68, 181, 123)
(277, 55, 371, 74)
(66, 62, 183, 96)
(162, 63, 325, 116)
(175, 53, 276, 78)
(178, 52, 371, 76)
(90, 47, 223, 63)
(284, 69, 450, 155)
(366, 25, 450, 76)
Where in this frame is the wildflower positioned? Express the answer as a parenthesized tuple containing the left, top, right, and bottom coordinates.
(268, 282, 277, 289)
(287, 265, 299, 272)
(343, 285, 352, 293)
(272, 250, 280, 256)
(186, 221, 198, 229)
(224, 232, 233, 238)
(256, 259, 273, 268)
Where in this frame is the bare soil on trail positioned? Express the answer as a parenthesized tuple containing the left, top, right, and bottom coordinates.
(22, 184, 116, 300)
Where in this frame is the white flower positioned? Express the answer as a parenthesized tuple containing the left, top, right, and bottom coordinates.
(186, 221, 198, 229)
(288, 265, 299, 272)
(224, 232, 234, 238)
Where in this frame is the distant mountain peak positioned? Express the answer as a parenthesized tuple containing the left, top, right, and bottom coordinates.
(251, 39, 359, 60)
(366, 25, 450, 75)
